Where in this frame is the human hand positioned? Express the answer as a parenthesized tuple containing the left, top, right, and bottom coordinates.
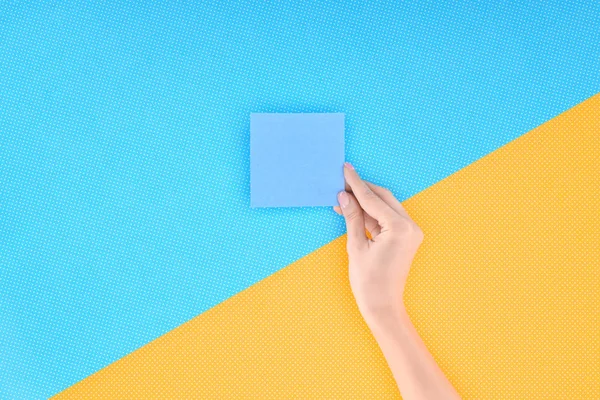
(335, 164, 460, 399)
(334, 163, 423, 322)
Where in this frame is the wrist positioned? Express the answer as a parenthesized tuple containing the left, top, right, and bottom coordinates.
(359, 299, 410, 332)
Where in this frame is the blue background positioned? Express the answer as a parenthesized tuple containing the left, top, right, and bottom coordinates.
(1, 1, 599, 398)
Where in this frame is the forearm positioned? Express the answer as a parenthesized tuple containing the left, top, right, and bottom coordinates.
(363, 305, 460, 400)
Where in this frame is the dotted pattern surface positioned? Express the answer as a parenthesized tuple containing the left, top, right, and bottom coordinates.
(56, 93, 600, 399)
(1, 1, 599, 398)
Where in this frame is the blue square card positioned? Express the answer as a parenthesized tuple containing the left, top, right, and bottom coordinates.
(250, 113, 345, 208)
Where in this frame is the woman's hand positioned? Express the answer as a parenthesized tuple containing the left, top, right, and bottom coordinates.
(335, 162, 460, 400)
(334, 162, 423, 322)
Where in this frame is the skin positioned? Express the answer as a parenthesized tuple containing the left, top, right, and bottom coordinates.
(334, 162, 461, 400)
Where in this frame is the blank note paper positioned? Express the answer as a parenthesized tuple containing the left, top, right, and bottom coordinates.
(250, 113, 345, 208)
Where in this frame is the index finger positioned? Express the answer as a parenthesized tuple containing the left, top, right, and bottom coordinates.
(343, 163, 398, 223)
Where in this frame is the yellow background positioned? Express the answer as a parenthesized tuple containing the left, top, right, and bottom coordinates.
(57, 94, 600, 399)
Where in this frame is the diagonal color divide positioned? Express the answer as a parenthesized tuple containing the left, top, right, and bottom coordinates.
(56, 94, 600, 399)
(1, 2, 599, 397)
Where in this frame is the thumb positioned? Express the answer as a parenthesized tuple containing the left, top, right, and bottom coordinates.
(337, 191, 368, 251)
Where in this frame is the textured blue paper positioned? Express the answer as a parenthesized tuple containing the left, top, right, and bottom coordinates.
(251, 113, 344, 208)
(0, 1, 599, 398)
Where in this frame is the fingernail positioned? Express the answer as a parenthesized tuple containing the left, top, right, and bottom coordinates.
(344, 162, 354, 170)
(338, 191, 350, 208)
